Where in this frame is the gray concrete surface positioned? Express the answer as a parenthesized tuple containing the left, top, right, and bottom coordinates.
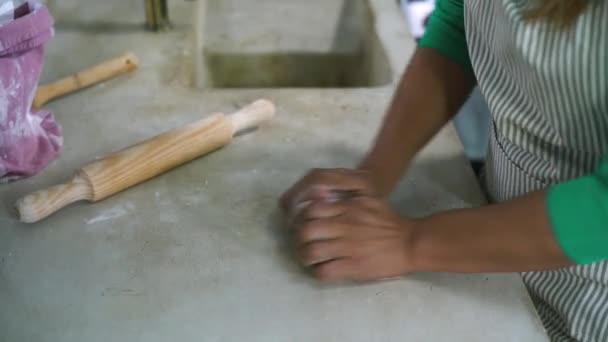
(0, 0, 548, 341)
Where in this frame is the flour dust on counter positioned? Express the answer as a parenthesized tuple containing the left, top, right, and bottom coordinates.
(85, 202, 135, 225)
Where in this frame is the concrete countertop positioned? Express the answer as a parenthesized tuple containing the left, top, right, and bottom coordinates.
(0, 1, 548, 341)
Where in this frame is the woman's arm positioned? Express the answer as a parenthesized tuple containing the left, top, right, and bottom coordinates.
(293, 158, 608, 280)
(411, 153, 608, 273)
(359, 47, 475, 195)
(411, 191, 574, 273)
(360, 0, 475, 195)
(281, 0, 474, 206)
(293, 190, 574, 281)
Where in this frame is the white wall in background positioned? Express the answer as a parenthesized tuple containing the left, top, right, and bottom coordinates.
(400, 0, 435, 39)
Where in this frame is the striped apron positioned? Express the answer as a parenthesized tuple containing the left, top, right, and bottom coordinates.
(465, 1, 608, 341)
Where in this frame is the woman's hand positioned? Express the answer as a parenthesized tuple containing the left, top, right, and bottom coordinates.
(279, 168, 379, 213)
(293, 196, 419, 282)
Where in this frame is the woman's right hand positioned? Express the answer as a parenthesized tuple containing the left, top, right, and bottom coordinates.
(279, 168, 380, 214)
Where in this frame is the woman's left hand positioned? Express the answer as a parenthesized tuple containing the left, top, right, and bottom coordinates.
(293, 196, 419, 282)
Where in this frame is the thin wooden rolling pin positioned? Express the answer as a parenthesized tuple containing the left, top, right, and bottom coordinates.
(32, 52, 139, 108)
(16, 99, 276, 223)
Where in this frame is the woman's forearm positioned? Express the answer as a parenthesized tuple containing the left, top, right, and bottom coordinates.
(359, 47, 476, 195)
(410, 191, 574, 273)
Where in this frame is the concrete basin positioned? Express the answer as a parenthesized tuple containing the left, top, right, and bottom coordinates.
(202, 0, 392, 88)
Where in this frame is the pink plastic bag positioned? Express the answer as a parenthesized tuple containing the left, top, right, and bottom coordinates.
(0, 2, 61, 183)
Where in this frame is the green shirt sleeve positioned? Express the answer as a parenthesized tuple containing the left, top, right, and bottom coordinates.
(418, 0, 474, 74)
(547, 155, 608, 264)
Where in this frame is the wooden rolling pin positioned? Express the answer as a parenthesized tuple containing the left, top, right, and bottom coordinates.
(33, 52, 139, 108)
(16, 99, 276, 223)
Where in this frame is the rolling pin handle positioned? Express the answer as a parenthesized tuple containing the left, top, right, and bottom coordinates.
(32, 52, 139, 108)
(16, 173, 94, 223)
(229, 99, 276, 135)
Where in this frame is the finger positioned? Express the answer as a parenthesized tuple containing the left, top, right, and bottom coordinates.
(293, 199, 377, 230)
(285, 185, 338, 213)
(347, 195, 383, 209)
(298, 200, 349, 221)
(299, 192, 380, 219)
(299, 240, 353, 267)
(291, 190, 371, 223)
(295, 219, 347, 245)
(280, 169, 336, 210)
(289, 190, 340, 222)
(279, 169, 375, 211)
(288, 200, 314, 224)
(313, 258, 358, 282)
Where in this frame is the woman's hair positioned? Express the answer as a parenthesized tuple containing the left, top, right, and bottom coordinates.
(525, 0, 590, 27)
